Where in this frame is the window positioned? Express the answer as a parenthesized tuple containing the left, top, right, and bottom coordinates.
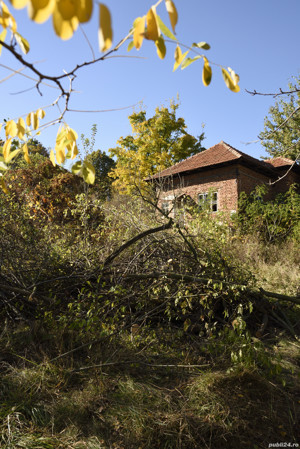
(161, 201, 170, 215)
(198, 191, 218, 212)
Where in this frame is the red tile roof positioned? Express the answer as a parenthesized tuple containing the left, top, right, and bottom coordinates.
(150, 141, 275, 179)
(264, 157, 295, 168)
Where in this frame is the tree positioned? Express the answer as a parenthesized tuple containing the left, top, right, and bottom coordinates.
(109, 102, 205, 194)
(86, 149, 115, 198)
(259, 76, 300, 161)
(0, 0, 240, 192)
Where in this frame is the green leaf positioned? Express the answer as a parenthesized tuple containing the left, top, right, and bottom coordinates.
(82, 161, 95, 184)
(71, 160, 83, 175)
(14, 31, 30, 54)
(127, 40, 134, 52)
(155, 36, 166, 59)
(156, 15, 176, 40)
(181, 55, 201, 70)
(192, 41, 210, 50)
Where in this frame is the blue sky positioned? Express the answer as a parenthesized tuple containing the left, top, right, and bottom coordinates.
(1, 0, 300, 161)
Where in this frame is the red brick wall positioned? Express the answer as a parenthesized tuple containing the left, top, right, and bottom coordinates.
(159, 166, 239, 212)
(158, 163, 300, 214)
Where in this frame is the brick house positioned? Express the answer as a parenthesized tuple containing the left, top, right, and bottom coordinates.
(149, 141, 300, 215)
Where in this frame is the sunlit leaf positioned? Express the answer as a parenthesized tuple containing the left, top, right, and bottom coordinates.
(55, 146, 65, 164)
(49, 148, 56, 166)
(0, 28, 7, 56)
(228, 67, 240, 85)
(26, 112, 31, 126)
(17, 117, 26, 139)
(202, 57, 212, 86)
(32, 112, 39, 130)
(0, 1, 12, 28)
(98, 3, 112, 52)
(222, 67, 240, 92)
(0, 177, 8, 194)
(75, 0, 92, 23)
(22, 143, 30, 163)
(3, 138, 12, 162)
(52, 6, 78, 40)
(71, 160, 82, 175)
(0, 160, 8, 170)
(5, 148, 20, 163)
(5, 120, 17, 138)
(156, 14, 176, 40)
(82, 160, 95, 184)
(14, 31, 30, 54)
(28, 0, 55, 24)
(145, 7, 159, 41)
(127, 40, 134, 52)
(133, 16, 144, 50)
(165, 0, 177, 33)
(173, 47, 188, 71)
(192, 41, 210, 50)
(181, 55, 201, 70)
(56, 0, 76, 20)
(36, 108, 46, 119)
(9, 0, 28, 9)
(155, 35, 166, 59)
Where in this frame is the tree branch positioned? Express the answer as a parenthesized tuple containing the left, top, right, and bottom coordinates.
(103, 219, 173, 267)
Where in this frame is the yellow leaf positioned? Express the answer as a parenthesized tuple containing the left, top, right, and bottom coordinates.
(75, 0, 92, 23)
(0, 1, 11, 28)
(3, 138, 12, 162)
(17, 117, 26, 139)
(82, 160, 95, 184)
(0, 177, 8, 194)
(0, 28, 6, 55)
(98, 3, 112, 52)
(5, 148, 20, 163)
(32, 112, 39, 130)
(165, 0, 177, 33)
(5, 120, 17, 138)
(145, 7, 159, 41)
(9, 0, 28, 9)
(67, 127, 78, 141)
(173, 44, 184, 71)
(133, 16, 145, 50)
(22, 143, 31, 163)
(222, 68, 240, 93)
(55, 146, 65, 164)
(49, 149, 56, 166)
(36, 108, 46, 119)
(52, 6, 78, 39)
(56, 0, 76, 20)
(26, 112, 33, 126)
(14, 31, 30, 54)
(202, 57, 212, 86)
(28, 0, 56, 24)
(155, 36, 166, 59)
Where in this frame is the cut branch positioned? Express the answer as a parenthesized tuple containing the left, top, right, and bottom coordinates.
(103, 219, 173, 267)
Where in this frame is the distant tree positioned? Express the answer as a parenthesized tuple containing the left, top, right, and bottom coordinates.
(259, 76, 300, 161)
(86, 149, 115, 198)
(109, 102, 205, 194)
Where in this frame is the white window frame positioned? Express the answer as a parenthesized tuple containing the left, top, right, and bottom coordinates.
(198, 191, 218, 212)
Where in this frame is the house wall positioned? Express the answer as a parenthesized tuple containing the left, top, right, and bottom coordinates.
(237, 164, 300, 199)
(158, 163, 300, 215)
(237, 165, 271, 197)
(159, 165, 239, 213)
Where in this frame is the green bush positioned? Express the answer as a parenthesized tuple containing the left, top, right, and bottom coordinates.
(234, 184, 300, 243)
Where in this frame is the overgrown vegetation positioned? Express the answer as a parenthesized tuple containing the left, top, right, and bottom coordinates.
(0, 160, 299, 448)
